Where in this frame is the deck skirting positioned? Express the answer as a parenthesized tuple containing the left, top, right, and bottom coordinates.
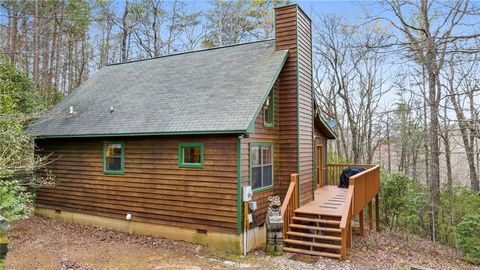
(35, 207, 242, 254)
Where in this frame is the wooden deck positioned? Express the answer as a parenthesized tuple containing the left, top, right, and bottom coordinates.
(282, 164, 381, 260)
(296, 186, 348, 217)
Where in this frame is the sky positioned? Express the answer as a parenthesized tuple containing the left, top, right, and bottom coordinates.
(298, 0, 373, 18)
(88, 0, 477, 110)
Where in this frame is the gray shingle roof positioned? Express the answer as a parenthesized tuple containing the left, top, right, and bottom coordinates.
(27, 40, 288, 138)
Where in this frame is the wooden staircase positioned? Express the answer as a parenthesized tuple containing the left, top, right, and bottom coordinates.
(281, 165, 380, 260)
(284, 213, 342, 259)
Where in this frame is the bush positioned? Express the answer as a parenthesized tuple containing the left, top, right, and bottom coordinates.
(438, 188, 480, 247)
(380, 172, 428, 234)
(378, 172, 480, 265)
(457, 214, 480, 265)
(0, 180, 32, 220)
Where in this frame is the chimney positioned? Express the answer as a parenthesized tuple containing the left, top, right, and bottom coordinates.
(274, 5, 314, 206)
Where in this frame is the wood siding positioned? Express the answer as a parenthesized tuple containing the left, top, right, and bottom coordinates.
(241, 80, 280, 225)
(275, 5, 314, 207)
(35, 135, 239, 234)
(297, 8, 314, 205)
(275, 6, 299, 202)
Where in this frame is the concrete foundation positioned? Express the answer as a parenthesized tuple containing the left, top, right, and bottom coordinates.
(35, 207, 242, 254)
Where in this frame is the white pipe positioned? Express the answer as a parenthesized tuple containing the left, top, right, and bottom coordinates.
(243, 203, 247, 256)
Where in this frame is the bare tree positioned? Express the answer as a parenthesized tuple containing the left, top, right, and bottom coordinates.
(444, 57, 480, 192)
(374, 0, 480, 241)
(313, 14, 389, 164)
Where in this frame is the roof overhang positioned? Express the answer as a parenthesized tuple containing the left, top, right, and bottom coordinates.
(315, 113, 337, 139)
(32, 130, 247, 139)
(313, 99, 337, 139)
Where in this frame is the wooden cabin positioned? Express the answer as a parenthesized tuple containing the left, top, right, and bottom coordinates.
(28, 5, 380, 259)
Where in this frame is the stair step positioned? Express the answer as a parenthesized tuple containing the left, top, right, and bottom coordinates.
(294, 209, 342, 217)
(292, 216, 341, 225)
(284, 239, 341, 250)
(287, 231, 342, 241)
(289, 224, 342, 233)
(284, 247, 341, 259)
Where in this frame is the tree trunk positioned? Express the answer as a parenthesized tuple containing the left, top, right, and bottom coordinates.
(121, 1, 129, 63)
(427, 70, 440, 243)
(33, 0, 40, 83)
(9, 2, 18, 66)
(448, 66, 479, 192)
(387, 120, 391, 173)
(442, 103, 453, 194)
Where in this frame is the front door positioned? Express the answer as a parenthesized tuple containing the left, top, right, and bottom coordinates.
(317, 145, 324, 188)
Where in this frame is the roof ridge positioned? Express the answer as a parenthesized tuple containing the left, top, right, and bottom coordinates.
(107, 38, 275, 67)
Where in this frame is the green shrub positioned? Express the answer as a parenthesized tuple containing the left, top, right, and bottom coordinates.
(380, 172, 428, 234)
(438, 188, 480, 247)
(457, 214, 480, 265)
(327, 152, 352, 164)
(0, 180, 32, 220)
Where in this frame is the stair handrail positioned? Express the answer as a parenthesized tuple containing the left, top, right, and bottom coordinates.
(281, 173, 298, 240)
(339, 185, 354, 260)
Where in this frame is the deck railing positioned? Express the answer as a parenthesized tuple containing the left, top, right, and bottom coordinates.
(349, 165, 381, 216)
(339, 164, 380, 259)
(326, 163, 376, 186)
(281, 173, 298, 240)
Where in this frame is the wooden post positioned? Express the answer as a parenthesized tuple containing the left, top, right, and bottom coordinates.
(375, 194, 380, 232)
(291, 173, 299, 209)
(368, 201, 373, 230)
(359, 210, 365, 236)
(347, 221, 352, 248)
(243, 201, 249, 256)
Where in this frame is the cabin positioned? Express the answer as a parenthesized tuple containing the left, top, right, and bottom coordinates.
(27, 5, 380, 260)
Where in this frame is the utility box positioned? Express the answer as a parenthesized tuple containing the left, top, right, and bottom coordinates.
(265, 196, 283, 256)
(243, 186, 252, 202)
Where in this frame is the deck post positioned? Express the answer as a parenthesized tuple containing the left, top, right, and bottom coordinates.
(347, 221, 352, 248)
(368, 201, 373, 230)
(292, 174, 299, 210)
(375, 194, 380, 232)
(359, 210, 365, 236)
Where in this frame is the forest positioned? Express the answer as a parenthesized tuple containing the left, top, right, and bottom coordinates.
(0, 0, 479, 266)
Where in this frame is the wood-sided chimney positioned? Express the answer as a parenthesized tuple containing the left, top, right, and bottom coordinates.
(274, 5, 314, 206)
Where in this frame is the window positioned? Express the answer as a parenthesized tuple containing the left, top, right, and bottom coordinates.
(263, 89, 274, 127)
(103, 141, 124, 174)
(178, 143, 204, 168)
(250, 143, 273, 192)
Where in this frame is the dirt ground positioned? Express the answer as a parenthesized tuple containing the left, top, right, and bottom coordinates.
(4, 216, 479, 270)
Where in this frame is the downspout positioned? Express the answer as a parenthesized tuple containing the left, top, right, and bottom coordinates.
(236, 135, 244, 254)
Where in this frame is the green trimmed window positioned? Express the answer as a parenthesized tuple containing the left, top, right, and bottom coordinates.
(263, 89, 274, 127)
(178, 143, 204, 168)
(250, 142, 273, 192)
(103, 141, 124, 174)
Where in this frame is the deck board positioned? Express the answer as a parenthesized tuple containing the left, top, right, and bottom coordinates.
(294, 185, 348, 216)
